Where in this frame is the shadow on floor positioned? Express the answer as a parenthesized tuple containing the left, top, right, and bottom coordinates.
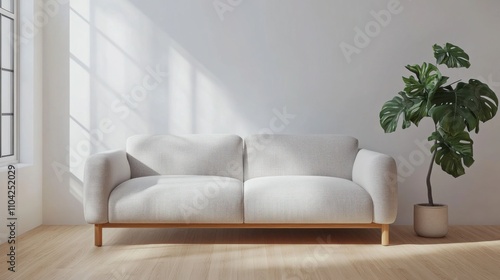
(104, 226, 500, 246)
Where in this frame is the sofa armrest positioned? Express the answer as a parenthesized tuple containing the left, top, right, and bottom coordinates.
(83, 150, 131, 224)
(352, 149, 398, 224)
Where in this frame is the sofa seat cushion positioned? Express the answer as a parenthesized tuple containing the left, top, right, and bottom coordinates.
(244, 176, 373, 224)
(108, 175, 243, 223)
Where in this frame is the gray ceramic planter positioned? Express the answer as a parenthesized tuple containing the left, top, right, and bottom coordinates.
(414, 204, 448, 238)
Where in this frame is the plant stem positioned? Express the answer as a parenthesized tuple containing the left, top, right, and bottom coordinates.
(426, 142, 437, 206)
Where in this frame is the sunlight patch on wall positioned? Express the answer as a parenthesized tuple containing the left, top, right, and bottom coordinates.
(167, 43, 252, 134)
(69, 5, 90, 67)
(194, 70, 248, 133)
(167, 47, 194, 133)
(93, 0, 163, 136)
(93, 0, 153, 68)
(69, 60, 91, 181)
(70, 0, 89, 21)
(69, 175, 83, 203)
(69, 59, 90, 128)
(67, 0, 253, 185)
(69, 1, 92, 184)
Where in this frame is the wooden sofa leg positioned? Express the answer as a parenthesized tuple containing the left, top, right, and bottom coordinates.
(381, 224, 389, 246)
(95, 224, 103, 247)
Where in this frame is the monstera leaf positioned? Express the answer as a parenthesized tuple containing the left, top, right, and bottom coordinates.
(433, 43, 471, 68)
(380, 89, 436, 133)
(430, 79, 498, 133)
(402, 63, 449, 114)
(430, 105, 476, 134)
(456, 80, 498, 123)
(403, 63, 444, 97)
(429, 128, 474, 177)
(379, 92, 413, 133)
(405, 98, 428, 126)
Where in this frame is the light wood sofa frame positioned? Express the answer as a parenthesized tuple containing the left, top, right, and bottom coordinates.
(94, 223, 390, 246)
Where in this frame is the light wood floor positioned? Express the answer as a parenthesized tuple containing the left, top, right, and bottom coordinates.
(1, 225, 499, 280)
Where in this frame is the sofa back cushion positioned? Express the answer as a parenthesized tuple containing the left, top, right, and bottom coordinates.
(244, 134, 358, 181)
(127, 134, 243, 180)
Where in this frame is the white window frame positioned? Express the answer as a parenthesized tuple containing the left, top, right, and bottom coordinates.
(0, 0, 18, 166)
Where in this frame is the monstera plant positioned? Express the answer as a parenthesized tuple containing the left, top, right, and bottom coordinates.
(379, 43, 498, 237)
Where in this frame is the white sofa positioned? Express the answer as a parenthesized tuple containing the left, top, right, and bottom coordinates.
(84, 134, 397, 246)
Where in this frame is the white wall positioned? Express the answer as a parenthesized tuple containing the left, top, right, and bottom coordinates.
(0, 0, 44, 243)
(42, 0, 500, 225)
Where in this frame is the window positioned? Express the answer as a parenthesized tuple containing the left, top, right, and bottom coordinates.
(0, 0, 16, 164)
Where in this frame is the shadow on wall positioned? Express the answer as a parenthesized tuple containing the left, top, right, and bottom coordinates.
(64, 0, 258, 205)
